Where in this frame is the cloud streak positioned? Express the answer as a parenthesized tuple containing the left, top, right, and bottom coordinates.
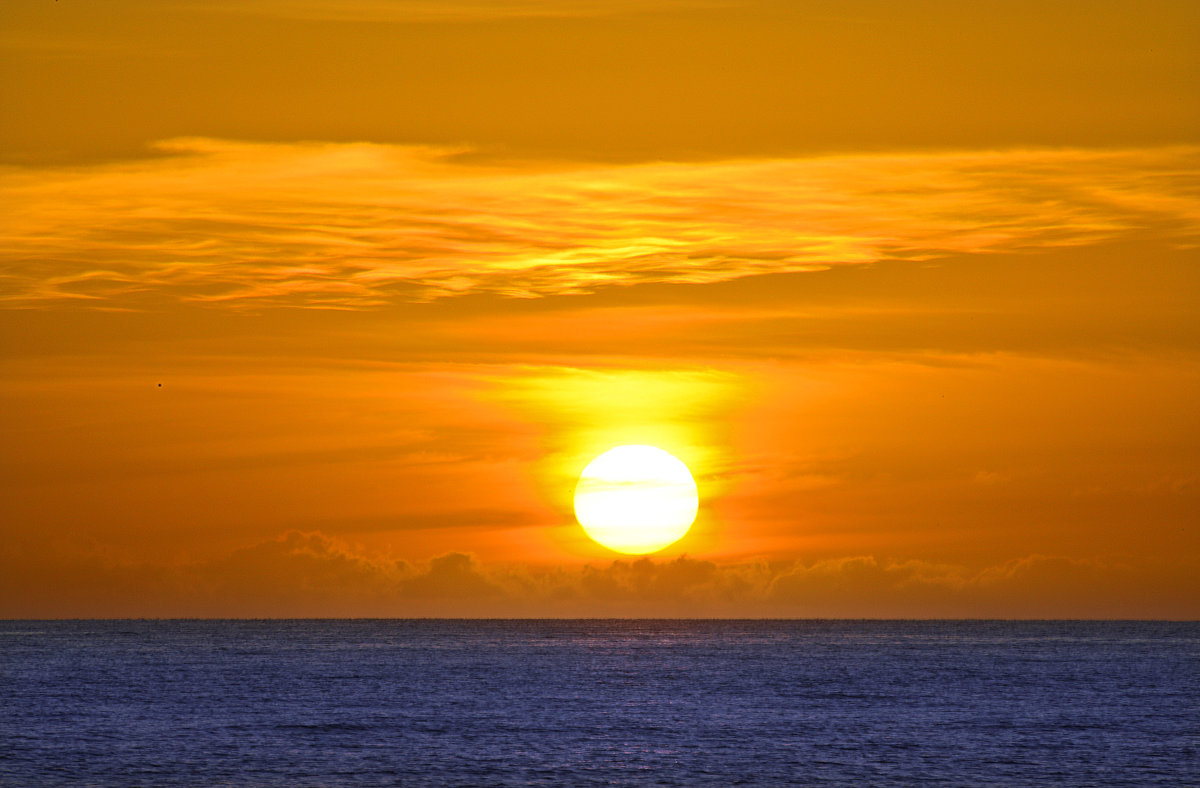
(191, 0, 737, 23)
(3, 141, 1197, 309)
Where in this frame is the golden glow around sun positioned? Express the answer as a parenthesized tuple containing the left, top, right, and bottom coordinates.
(574, 445, 699, 555)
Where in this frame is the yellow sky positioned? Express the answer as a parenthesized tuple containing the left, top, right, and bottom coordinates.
(1, 0, 1197, 617)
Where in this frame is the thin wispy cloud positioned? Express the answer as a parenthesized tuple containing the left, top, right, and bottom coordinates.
(192, 0, 738, 23)
(2, 141, 1197, 309)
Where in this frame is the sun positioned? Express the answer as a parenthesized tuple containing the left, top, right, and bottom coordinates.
(574, 445, 699, 554)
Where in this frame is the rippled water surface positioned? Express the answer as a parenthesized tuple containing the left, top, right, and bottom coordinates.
(2, 620, 1197, 786)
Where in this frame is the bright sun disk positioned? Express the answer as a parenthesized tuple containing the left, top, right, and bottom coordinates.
(573, 445, 698, 554)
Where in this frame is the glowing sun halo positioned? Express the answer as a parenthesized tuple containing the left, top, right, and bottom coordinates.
(574, 445, 699, 554)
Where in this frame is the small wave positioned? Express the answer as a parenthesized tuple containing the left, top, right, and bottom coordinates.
(276, 722, 378, 733)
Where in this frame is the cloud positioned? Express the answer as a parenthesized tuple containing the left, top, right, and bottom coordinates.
(191, 0, 736, 23)
(402, 552, 503, 599)
(207, 531, 409, 605)
(3, 531, 1195, 618)
(3, 141, 1197, 310)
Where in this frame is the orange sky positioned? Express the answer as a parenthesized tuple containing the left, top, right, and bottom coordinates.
(2, 0, 1198, 617)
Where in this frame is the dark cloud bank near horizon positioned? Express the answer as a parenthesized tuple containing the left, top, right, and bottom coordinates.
(3, 530, 1195, 619)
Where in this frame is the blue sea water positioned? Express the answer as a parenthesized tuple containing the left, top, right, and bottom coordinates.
(1, 620, 1197, 786)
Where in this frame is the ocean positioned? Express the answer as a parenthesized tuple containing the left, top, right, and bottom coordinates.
(1, 620, 1196, 786)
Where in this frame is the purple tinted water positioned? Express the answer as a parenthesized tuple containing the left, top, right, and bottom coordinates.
(1, 620, 1197, 786)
